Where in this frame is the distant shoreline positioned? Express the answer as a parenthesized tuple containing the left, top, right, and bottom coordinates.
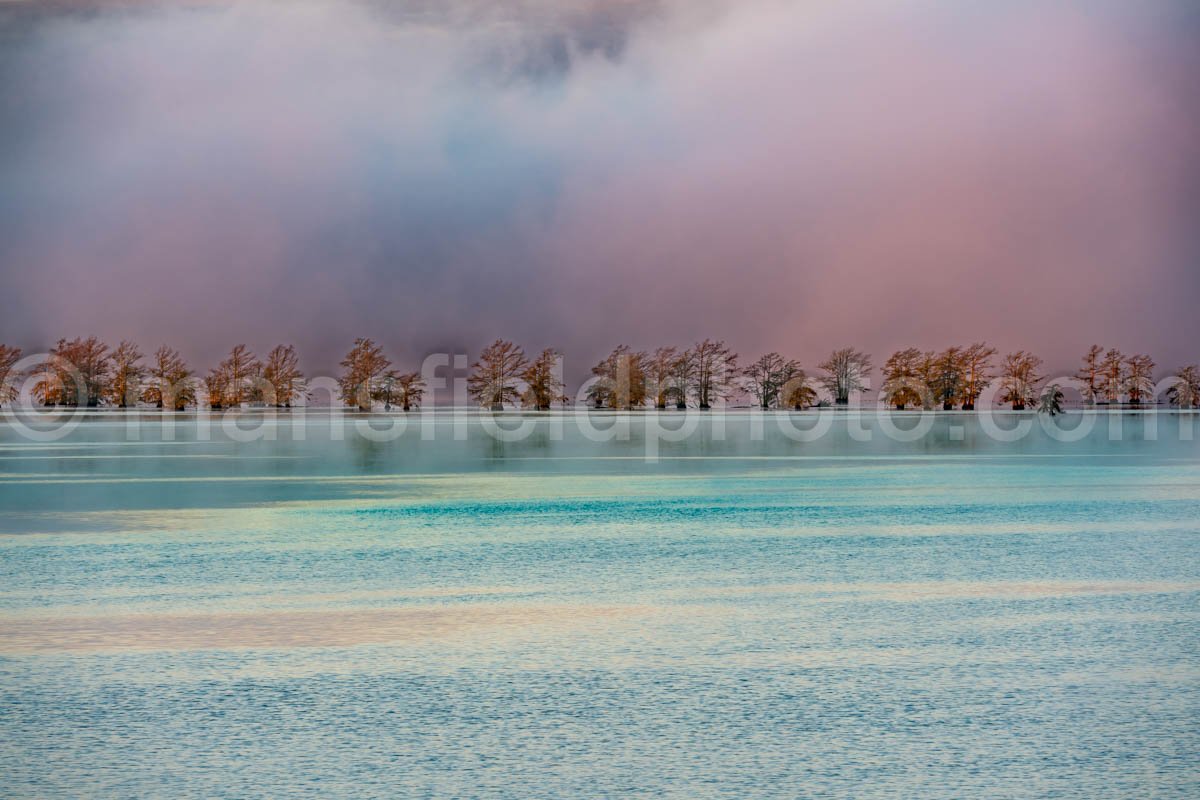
(3, 405, 1196, 415)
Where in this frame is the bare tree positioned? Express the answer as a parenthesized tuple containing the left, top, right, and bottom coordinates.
(339, 338, 391, 411)
(741, 352, 800, 409)
(1039, 384, 1065, 416)
(142, 346, 194, 410)
(916, 351, 939, 410)
(468, 339, 527, 410)
(261, 344, 305, 407)
(377, 373, 398, 410)
(819, 347, 871, 406)
(1123, 354, 1155, 407)
(0, 344, 21, 406)
(1167, 365, 1200, 409)
(692, 339, 738, 409)
(32, 359, 64, 406)
(932, 346, 964, 410)
(1075, 345, 1105, 405)
(781, 371, 818, 410)
(1100, 348, 1125, 403)
(108, 340, 146, 408)
(999, 351, 1043, 410)
(395, 372, 427, 411)
(204, 368, 229, 409)
(669, 348, 696, 409)
(645, 347, 678, 410)
(881, 347, 928, 410)
(209, 344, 260, 408)
(960, 342, 997, 410)
(380, 370, 427, 411)
(522, 348, 566, 410)
(588, 345, 646, 410)
(45, 337, 111, 407)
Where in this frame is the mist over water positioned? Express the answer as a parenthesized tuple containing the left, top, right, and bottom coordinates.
(2, 3, 1200, 795)
(2, 0, 1199, 382)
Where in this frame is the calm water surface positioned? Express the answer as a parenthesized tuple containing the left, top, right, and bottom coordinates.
(1, 412, 1198, 798)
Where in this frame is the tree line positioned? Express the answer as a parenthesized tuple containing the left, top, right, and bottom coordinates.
(0, 338, 305, 410)
(0, 337, 1197, 411)
(250, 337, 1200, 412)
(877, 344, 1176, 411)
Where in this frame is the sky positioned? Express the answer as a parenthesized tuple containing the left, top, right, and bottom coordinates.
(1, 0, 1198, 382)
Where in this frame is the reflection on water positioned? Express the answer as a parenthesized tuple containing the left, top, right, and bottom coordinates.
(1, 416, 1198, 798)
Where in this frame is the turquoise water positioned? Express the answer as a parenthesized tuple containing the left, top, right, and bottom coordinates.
(1, 412, 1198, 798)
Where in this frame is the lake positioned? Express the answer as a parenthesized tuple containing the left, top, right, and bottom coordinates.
(1, 410, 1197, 798)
